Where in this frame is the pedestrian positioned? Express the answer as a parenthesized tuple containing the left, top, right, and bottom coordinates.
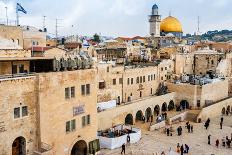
(216, 139, 219, 148)
(184, 144, 189, 154)
(167, 128, 170, 136)
(176, 143, 180, 153)
(208, 135, 211, 145)
(222, 138, 226, 147)
(221, 116, 224, 124)
(220, 121, 223, 129)
(190, 125, 193, 133)
(187, 124, 191, 133)
(121, 143, 125, 154)
(180, 145, 184, 155)
(180, 126, 183, 135)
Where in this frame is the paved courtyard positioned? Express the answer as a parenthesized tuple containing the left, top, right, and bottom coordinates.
(100, 115, 232, 155)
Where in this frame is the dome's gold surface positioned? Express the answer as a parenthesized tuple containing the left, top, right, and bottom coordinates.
(160, 16, 183, 33)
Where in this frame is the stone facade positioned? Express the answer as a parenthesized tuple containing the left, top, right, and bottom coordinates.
(0, 76, 38, 155)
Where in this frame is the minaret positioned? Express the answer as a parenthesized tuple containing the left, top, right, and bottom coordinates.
(149, 4, 161, 37)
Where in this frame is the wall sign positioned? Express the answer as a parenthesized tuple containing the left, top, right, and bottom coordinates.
(73, 105, 85, 116)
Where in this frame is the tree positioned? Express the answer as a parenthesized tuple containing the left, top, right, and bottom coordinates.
(93, 33, 100, 43)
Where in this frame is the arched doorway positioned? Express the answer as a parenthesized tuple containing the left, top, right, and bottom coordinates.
(125, 114, 133, 125)
(71, 140, 88, 155)
(145, 107, 152, 122)
(154, 105, 160, 116)
(227, 106, 231, 113)
(222, 107, 226, 115)
(162, 102, 168, 112)
(168, 100, 175, 111)
(135, 110, 143, 121)
(180, 100, 189, 110)
(12, 137, 26, 155)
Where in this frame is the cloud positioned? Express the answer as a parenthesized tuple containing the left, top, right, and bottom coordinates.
(0, 0, 231, 37)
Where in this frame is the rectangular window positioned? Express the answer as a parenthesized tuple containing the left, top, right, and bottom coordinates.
(19, 64, 24, 73)
(66, 121, 71, 132)
(71, 119, 76, 131)
(86, 84, 90, 95)
(81, 85, 85, 95)
(22, 106, 28, 117)
(140, 76, 142, 83)
(87, 115, 90, 125)
(65, 87, 70, 99)
(71, 87, 75, 98)
(148, 75, 150, 81)
(154, 74, 156, 80)
(113, 79, 116, 85)
(151, 75, 153, 81)
(82, 116, 86, 127)
(136, 77, 139, 84)
(161, 67, 163, 71)
(14, 107, 20, 119)
(131, 78, 133, 85)
(165, 67, 167, 70)
(143, 76, 145, 83)
(127, 78, 130, 85)
(99, 82, 105, 89)
(107, 67, 109, 72)
(119, 78, 123, 84)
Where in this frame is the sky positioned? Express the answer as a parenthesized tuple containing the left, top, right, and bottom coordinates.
(0, 0, 231, 37)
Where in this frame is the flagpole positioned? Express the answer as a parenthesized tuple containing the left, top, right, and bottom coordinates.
(16, 6, 18, 26)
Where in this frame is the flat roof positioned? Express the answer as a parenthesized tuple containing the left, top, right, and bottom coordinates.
(0, 57, 54, 61)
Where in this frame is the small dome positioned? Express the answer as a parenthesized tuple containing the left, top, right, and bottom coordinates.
(160, 16, 183, 33)
(152, 4, 158, 10)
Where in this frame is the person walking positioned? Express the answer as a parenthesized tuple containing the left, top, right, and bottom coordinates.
(216, 139, 219, 148)
(208, 135, 211, 145)
(121, 143, 125, 154)
(176, 143, 180, 153)
(220, 121, 223, 129)
(190, 125, 193, 133)
(180, 145, 184, 155)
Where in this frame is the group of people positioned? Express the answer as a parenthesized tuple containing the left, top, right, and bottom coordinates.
(177, 126, 183, 136)
(208, 134, 232, 148)
(176, 143, 190, 155)
(185, 121, 193, 133)
(156, 112, 168, 123)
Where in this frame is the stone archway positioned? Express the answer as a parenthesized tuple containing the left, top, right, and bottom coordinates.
(71, 140, 88, 155)
(12, 136, 26, 155)
(162, 102, 168, 112)
(180, 100, 189, 110)
(136, 110, 143, 121)
(168, 100, 175, 111)
(125, 114, 133, 125)
(227, 105, 231, 113)
(145, 107, 152, 122)
(222, 107, 226, 115)
(154, 105, 160, 116)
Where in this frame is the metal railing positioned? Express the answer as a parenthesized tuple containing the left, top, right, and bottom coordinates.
(0, 73, 35, 80)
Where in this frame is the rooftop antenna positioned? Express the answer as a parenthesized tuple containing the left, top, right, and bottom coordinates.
(197, 16, 201, 35)
(43, 16, 46, 29)
(5, 6, 8, 25)
(55, 18, 63, 40)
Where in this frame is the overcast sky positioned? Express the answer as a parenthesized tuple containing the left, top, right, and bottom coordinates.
(0, 0, 231, 37)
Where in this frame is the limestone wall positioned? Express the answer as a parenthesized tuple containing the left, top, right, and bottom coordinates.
(197, 97, 232, 121)
(0, 76, 38, 155)
(38, 69, 98, 155)
(97, 93, 176, 130)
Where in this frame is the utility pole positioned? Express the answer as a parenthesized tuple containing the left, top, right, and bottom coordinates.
(197, 16, 200, 35)
(5, 6, 8, 25)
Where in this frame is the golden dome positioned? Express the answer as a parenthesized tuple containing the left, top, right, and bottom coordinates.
(160, 16, 183, 33)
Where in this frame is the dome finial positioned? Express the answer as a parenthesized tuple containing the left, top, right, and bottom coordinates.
(169, 10, 172, 17)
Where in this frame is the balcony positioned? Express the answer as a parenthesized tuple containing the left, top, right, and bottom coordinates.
(0, 73, 35, 81)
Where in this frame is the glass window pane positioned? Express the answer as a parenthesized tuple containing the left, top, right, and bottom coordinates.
(22, 106, 28, 117)
(86, 84, 90, 95)
(81, 85, 85, 95)
(65, 87, 70, 99)
(14, 107, 20, 119)
(66, 121, 70, 132)
(71, 87, 75, 98)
